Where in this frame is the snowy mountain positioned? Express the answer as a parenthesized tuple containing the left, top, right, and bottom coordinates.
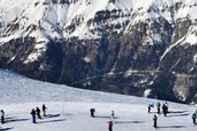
(0, 69, 196, 131)
(0, 0, 133, 40)
(1, 0, 197, 103)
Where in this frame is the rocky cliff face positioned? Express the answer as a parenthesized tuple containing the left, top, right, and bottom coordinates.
(1, 0, 197, 103)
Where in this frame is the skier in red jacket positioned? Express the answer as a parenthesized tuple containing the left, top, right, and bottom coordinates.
(108, 121, 113, 131)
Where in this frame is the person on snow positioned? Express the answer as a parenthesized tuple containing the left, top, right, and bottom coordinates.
(153, 114, 158, 128)
(108, 120, 113, 131)
(42, 104, 47, 117)
(164, 102, 169, 113)
(36, 107, 42, 119)
(157, 102, 161, 114)
(148, 104, 153, 113)
(192, 113, 197, 125)
(162, 104, 168, 117)
(30, 108, 36, 124)
(111, 110, 115, 119)
(90, 108, 95, 118)
(1, 110, 5, 124)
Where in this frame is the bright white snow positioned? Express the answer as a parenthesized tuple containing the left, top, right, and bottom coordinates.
(1, 0, 197, 40)
(0, 70, 196, 131)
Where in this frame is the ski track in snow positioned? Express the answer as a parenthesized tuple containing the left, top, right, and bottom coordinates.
(0, 70, 196, 131)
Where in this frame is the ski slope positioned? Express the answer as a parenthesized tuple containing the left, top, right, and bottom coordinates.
(0, 70, 196, 131)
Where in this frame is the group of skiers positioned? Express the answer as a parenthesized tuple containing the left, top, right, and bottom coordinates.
(90, 108, 115, 131)
(1, 101, 197, 130)
(0, 105, 47, 125)
(90, 108, 115, 119)
(108, 110, 115, 131)
(149, 101, 197, 128)
(30, 104, 47, 124)
(148, 102, 169, 116)
(148, 102, 169, 128)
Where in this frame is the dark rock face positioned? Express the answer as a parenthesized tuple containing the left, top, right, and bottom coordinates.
(2, 1, 197, 104)
(0, 16, 178, 102)
(159, 42, 197, 103)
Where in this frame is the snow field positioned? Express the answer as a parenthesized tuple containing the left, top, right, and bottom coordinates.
(0, 70, 195, 131)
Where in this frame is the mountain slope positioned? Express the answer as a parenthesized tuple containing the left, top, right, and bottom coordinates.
(1, 0, 197, 103)
(0, 70, 196, 131)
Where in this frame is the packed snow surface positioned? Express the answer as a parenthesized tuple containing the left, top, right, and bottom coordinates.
(0, 70, 196, 131)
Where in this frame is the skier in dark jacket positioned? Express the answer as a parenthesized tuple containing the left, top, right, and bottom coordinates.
(42, 104, 47, 117)
(36, 107, 42, 119)
(90, 108, 95, 117)
(148, 104, 152, 113)
(153, 114, 158, 128)
(164, 102, 169, 113)
(30, 108, 36, 124)
(108, 120, 113, 131)
(192, 113, 197, 125)
(162, 104, 168, 117)
(157, 102, 161, 114)
(1, 110, 5, 124)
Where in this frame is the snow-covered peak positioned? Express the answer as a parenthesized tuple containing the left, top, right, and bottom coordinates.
(0, 0, 132, 40)
(0, 0, 197, 41)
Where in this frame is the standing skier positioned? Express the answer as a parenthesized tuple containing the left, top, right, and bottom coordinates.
(153, 114, 158, 128)
(90, 108, 95, 118)
(42, 104, 47, 117)
(192, 113, 197, 125)
(108, 120, 113, 131)
(157, 102, 161, 114)
(164, 102, 169, 113)
(36, 107, 42, 119)
(30, 108, 36, 124)
(148, 104, 152, 113)
(1, 110, 5, 124)
(162, 104, 168, 117)
(111, 110, 115, 119)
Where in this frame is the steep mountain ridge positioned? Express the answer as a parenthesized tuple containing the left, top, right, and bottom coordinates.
(1, 0, 197, 103)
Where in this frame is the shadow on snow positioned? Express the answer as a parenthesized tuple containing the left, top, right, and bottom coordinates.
(114, 120, 144, 124)
(158, 125, 186, 129)
(95, 115, 118, 119)
(167, 113, 190, 117)
(168, 111, 188, 114)
(37, 119, 66, 124)
(6, 118, 30, 123)
(46, 114, 61, 119)
(0, 128, 13, 131)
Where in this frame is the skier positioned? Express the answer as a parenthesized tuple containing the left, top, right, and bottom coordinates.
(1, 110, 5, 124)
(153, 114, 158, 128)
(148, 104, 152, 113)
(111, 110, 115, 119)
(157, 102, 161, 114)
(164, 102, 169, 113)
(42, 104, 47, 117)
(36, 107, 42, 119)
(108, 120, 113, 131)
(90, 108, 95, 117)
(30, 108, 36, 124)
(192, 113, 197, 125)
(162, 104, 168, 117)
